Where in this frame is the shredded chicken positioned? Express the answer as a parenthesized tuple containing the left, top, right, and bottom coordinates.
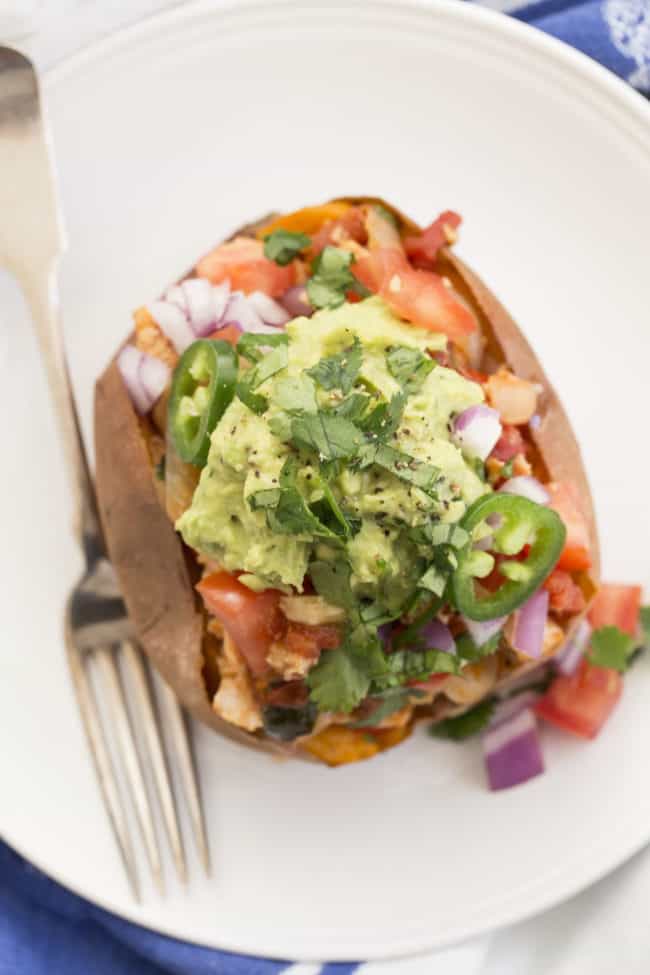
(443, 655, 499, 706)
(212, 632, 262, 732)
(266, 641, 315, 680)
(279, 595, 345, 626)
(485, 367, 538, 425)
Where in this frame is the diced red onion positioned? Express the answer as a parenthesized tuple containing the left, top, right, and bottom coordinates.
(483, 707, 544, 791)
(248, 290, 291, 327)
(500, 476, 550, 505)
(554, 618, 592, 676)
(281, 284, 312, 318)
(421, 620, 456, 654)
(139, 352, 170, 402)
(164, 284, 187, 313)
(181, 277, 218, 336)
(117, 344, 170, 415)
(511, 589, 549, 659)
(489, 690, 541, 729)
(462, 615, 506, 647)
(223, 291, 278, 334)
(494, 661, 550, 699)
(147, 300, 195, 353)
(211, 280, 231, 323)
(378, 622, 394, 648)
(452, 405, 502, 461)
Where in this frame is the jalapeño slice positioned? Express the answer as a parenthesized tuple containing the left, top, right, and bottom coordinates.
(168, 339, 238, 466)
(452, 493, 566, 621)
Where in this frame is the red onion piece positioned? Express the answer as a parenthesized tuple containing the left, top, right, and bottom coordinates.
(421, 620, 456, 654)
(117, 345, 150, 414)
(118, 345, 169, 415)
(512, 589, 549, 659)
(212, 280, 231, 324)
(139, 352, 170, 402)
(223, 291, 278, 334)
(164, 284, 187, 313)
(148, 300, 195, 353)
(248, 290, 291, 327)
(500, 476, 550, 505)
(489, 690, 541, 729)
(452, 405, 502, 461)
(281, 284, 312, 318)
(483, 708, 544, 790)
(378, 622, 394, 648)
(554, 618, 591, 676)
(181, 277, 217, 336)
(462, 615, 506, 647)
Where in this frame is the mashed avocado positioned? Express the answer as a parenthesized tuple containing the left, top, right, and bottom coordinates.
(177, 297, 487, 603)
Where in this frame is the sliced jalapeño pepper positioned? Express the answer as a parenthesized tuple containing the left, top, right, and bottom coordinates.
(452, 493, 566, 621)
(168, 339, 238, 466)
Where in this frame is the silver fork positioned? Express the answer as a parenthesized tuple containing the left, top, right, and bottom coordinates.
(0, 46, 209, 899)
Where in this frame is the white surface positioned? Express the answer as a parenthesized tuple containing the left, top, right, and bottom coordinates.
(1, 0, 650, 967)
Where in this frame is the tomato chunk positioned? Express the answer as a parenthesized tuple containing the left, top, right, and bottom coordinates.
(196, 236, 296, 297)
(546, 482, 592, 572)
(544, 569, 586, 616)
(352, 248, 477, 343)
(310, 207, 366, 256)
(589, 583, 642, 638)
(491, 424, 526, 462)
(535, 659, 622, 739)
(404, 210, 462, 266)
(197, 572, 286, 676)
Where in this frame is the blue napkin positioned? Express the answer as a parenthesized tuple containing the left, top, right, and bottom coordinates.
(3, 3, 648, 974)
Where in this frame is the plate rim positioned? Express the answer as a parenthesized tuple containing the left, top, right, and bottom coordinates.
(6, 0, 650, 960)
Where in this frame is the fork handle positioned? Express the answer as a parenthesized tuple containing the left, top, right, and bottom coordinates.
(20, 262, 103, 556)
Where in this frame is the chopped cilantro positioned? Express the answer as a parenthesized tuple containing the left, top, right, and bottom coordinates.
(306, 246, 362, 309)
(371, 649, 460, 692)
(307, 336, 362, 394)
(357, 442, 440, 494)
(307, 629, 389, 713)
(330, 392, 372, 422)
(386, 346, 435, 395)
(430, 698, 496, 741)
(309, 559, 355, 609)
(237, 331, 288, 364)
(359, 393, 405, 439)
(291, 411, 364, 460)
(311, 476, 355, 537)
(247, 488, 281, 511)
(588, 625, 636, 673)
(455, 632, 501, 662)
(263, 229, 311, 266)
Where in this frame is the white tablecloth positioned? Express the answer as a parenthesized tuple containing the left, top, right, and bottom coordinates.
(2, 1, 648, 971)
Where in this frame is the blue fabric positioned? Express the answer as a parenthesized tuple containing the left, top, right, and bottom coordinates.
(4, 3, 648, 973)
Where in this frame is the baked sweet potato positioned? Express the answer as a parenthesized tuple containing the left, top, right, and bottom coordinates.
(94, 197, 599, 765)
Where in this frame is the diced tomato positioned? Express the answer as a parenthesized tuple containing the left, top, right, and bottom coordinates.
(197, 571, 286, 676)
(544, 569, 586, 616)
(589, 583, 642, 638)
(209, 323, 242, 345)
(404, 210, 462, 267)
(491, 424, 526, 462)
(196, 236, 296, 297)
(546, 482, 592, 572)
(535, 659, 622, 739)
(284, 622, 341, 659)
(352, 247, 477, 343)
(310, 207, 366, 256)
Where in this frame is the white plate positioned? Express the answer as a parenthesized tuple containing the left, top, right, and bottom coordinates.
(2, 0, 650, 962)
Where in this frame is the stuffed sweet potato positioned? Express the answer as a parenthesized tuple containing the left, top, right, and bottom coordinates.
(96, 196, 624, 782)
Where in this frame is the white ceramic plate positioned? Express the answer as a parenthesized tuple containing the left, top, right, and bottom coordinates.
(2, 0, 650, 962)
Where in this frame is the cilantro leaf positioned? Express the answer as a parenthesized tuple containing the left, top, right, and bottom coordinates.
(330, 392, 372, 422)
(430, 698, 496, 741)
(273, 375, 318, 414)
(306, 246, 360, 310)
(307, 336, 362, 394)
(267, 488, 337, 537)
(247, 488, 281, 511)
(311, 477, 354, 537)
(291, 411, 364, 460)
(309, 559, 355, 609)
(359, 393, 405, 440)
(386, 346, 435, 395)
(455, 632, 501, 662)
(307, 629, 389, 713)
(263, 229, 311, 266)
(357, 442, 440, 494)
(236, 340, 288, 414)
(237, 331, 288, 364)
(371, 649, 460, 692)
(588, 625, 636, 673)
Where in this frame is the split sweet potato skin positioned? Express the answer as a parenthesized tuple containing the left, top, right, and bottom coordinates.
(93, 196, 599, 764)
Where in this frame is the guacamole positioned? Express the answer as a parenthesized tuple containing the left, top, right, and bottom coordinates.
(177, 297, 487, 609)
